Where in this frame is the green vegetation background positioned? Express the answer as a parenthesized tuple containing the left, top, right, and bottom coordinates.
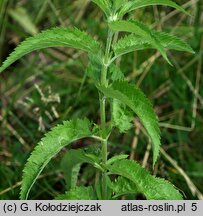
(0, 0, 202, 199)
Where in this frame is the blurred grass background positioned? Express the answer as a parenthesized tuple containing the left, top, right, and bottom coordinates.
(0, 0, 202, 199)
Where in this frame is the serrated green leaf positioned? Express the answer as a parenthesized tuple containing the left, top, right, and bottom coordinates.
(113, 31, 194, 57)
(61, 149, 95, 190)
(91, 0, 112, 16)
(112, 99, 134, 133)
(98, 81, 160, 165)
(109, 20, 171, 65)
(55, 186, 96, 200)
(109, 160, 183, 200)
(0, 27, 100, 73)
(110, 176, 139, 198)
(155, 31, 195, 53)
(107, 154, 129, 165)
(119, 0, 189, 17)
(20, 118, 94, 200)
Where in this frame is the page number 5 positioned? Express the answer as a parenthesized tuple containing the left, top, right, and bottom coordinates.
(191, 203, 197, 211)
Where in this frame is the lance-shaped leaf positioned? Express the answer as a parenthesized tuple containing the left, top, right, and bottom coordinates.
(91, 0, 112, 16)
(109, 20, 171, 64)
(98, 81, 160, 165)
(20, 119, 94, 200)
(109, 159, 183, 200)
(118, 0, 189, 17)
(55, 186, 96, 200)
(0, 27, 100, 73)
(113, 31, 194, 57)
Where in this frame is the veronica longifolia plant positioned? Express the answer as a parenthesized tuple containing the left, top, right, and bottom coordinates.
(0, 0, 194, 200)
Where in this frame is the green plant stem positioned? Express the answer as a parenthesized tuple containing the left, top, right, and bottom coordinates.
(100, 29, 113, 199)
(100, 94, 108, 199)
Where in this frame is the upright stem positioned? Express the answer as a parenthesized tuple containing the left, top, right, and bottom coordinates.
(100, 29, 113, 199)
